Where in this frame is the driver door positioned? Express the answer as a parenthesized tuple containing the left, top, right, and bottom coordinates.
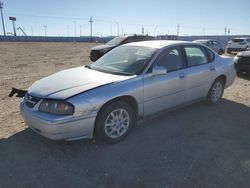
(143, 46, 187, 116)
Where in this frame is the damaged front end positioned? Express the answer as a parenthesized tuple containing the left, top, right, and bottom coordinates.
(9, 88, 27, 98)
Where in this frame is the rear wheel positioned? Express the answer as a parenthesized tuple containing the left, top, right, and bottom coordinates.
(206, 78, 225, 105)
(95, 101, 136, 143)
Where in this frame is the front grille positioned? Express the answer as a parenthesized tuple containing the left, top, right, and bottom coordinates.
(238, 57, 250, 65)
(90, 50, 100, 57)
(232, 39, 244, 43)
(25, 94, 41, 108)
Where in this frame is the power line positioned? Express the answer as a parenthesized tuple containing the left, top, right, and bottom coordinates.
(5, 12, 90, 21)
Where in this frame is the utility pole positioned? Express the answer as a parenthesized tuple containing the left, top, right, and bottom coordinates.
(154, 26, 157, 37)
(142, 27, 144, 35)
(44, 25, 47, 36)
(110, 24, 112, 36)
(74, 21, 76, 37)
(67, 25, 69, 36)
(30, 26, 33, 36)
(224, 27, 227, 35)
(177, 24, 180, 36)
(115, 22, 119, 36)
(80, 24, 82, 36)
(89, 16, 93, 41)
(0, 0, 6, 36)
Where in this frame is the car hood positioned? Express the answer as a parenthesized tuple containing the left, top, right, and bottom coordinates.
(28, 66, 133, 99)
(238, 51, 250, 57)
(91, 44, 115, 50)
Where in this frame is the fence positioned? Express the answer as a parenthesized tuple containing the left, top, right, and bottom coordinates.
(1, 35, 250, 46)
(0, 35, 113, 43)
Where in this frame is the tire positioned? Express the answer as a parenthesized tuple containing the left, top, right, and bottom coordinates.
(206, 77, 225, 105)
(95, 101, 136, 143)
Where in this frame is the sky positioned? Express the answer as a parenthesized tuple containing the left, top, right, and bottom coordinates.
(0, 0, 250, 37)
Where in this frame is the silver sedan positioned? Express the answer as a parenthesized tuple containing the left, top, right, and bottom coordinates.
(20, 40, 236, 143)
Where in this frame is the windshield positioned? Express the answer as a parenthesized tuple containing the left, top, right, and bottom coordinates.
(195, 40, 208, 44)
(106, 37, 126, 46)
(232, 38, 245, 43)
(90, 46, 156, 75)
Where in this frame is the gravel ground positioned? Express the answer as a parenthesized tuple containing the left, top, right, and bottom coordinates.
(0, 42, 249, 188)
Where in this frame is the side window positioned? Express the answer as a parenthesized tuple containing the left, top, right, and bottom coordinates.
(247, 39, 250, 43)
(123, 37, 133, 44)
(206, 48, 215, 62)
(207, 41, 212, 46)
(154, 47, 184, 72)
(135, 36, 142, 42)
(184, 46, 208, 67)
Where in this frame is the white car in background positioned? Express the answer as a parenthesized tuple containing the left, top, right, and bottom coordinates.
(227, 38, 250, 54)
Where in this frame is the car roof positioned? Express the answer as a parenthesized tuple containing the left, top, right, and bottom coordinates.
(123, 40, 194, 49)
(194, 39, 210, 42)
(232, 37, 250, 39)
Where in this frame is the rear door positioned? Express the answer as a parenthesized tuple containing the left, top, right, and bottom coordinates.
(143, 46, 187, 116)
(183, 45, 216, 101)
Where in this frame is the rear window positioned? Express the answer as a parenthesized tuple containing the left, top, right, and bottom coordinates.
(232, 39, 245, 43)
(184, 46, 208, 67)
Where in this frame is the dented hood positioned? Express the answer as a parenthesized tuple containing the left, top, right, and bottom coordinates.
(28, 66, 132, 99)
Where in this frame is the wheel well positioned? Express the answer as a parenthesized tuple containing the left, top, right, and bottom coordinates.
(93, 96, 138, 136)
(217, 75, 226, 85)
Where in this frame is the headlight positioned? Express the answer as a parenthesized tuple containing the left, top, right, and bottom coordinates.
(38, 100, 74, 115)
(233, 56, 239, 63)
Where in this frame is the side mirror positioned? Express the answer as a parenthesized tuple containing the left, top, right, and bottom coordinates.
(151, 66, 167, 76)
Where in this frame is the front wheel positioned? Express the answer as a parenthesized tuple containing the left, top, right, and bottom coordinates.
(206, 78, 225, 105)
(95, 101, 136, 143)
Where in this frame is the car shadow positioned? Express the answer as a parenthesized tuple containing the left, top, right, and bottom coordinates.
(0, 99, 250, 188)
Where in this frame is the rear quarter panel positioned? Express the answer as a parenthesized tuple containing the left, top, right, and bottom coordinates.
(215, 55, 236, 88)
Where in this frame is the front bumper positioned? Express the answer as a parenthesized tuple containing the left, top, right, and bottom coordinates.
(234, 56, 250, 73)
(235, 63, 250, 72)
(20, 101, 96, 141)
(227, 47, 246, 53)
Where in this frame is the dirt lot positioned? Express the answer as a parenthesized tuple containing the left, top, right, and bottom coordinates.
(0, 42, 250, 188)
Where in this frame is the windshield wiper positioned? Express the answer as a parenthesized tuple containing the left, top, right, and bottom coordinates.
(109, 71, 133, 76)
(85, 65, 92, 69)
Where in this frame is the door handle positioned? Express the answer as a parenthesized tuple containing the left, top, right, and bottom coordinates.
(179, 73, 186, 79)
(209, 67, 215, 71)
